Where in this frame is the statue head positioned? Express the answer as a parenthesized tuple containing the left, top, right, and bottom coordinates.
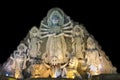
(29, 26, 39, 38)
(17, 43, 27, 53)
(47, 8, 64, 26)
(87, 37, 96, 49)
(73, 25, 81, 36)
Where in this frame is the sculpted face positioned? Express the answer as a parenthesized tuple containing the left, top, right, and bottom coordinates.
(75, 28, 80, 35)
(51, 14, 60, 25)
(32, 29, 38, 37)
(48, 9, 64, 27)
(17, 43, 27, 52)
(73, 25, 82, 36)
(30, 27, 39, 38)
(87, 37, 96, 49)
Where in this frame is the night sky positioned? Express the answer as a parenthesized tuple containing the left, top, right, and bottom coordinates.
(0, 1, 119, 73)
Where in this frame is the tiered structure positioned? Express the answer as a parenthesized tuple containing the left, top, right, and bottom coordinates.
(0, 8, 117, 79)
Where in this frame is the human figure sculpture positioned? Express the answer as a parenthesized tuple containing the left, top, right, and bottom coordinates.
(99, 51, 117, 74)
(28, 26, 41, 58)
(0, 58, 14, 77)
(10, 43, 28, 79)
(72, 25, 85, 59)
(85, 37, 101, 75)
(41, 8, 71, 65)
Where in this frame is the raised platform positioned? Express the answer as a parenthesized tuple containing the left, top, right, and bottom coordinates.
(0, 74, 120, 80)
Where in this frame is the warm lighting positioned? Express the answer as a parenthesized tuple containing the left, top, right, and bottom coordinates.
(0, 8, 117, 80)
(15, 70, 20, 79)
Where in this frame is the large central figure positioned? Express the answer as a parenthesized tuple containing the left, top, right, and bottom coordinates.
(40, 8, 72, 65)
(0, 8, 117, 79)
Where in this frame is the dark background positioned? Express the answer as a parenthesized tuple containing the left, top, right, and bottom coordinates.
(0, 1, 119, 73)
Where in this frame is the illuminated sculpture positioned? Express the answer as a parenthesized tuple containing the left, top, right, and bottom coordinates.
(0, 8, 117, 79)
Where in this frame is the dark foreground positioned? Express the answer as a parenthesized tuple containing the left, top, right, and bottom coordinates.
(0, 74, 120, 80)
